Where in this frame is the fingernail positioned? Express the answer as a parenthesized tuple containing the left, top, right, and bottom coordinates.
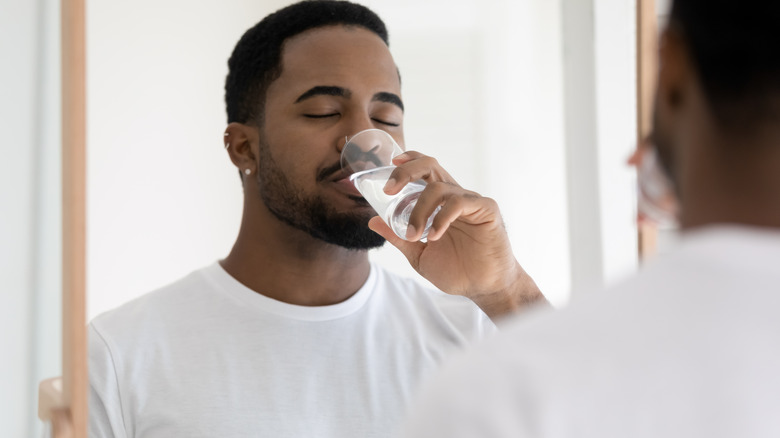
(405, 224, 417, 240)
(384, 178, 396, 193)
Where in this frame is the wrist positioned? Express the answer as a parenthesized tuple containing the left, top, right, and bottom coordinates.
(472, 263, 547, 320)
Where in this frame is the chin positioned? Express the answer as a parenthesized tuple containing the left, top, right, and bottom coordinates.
(315, 219, 386, 250)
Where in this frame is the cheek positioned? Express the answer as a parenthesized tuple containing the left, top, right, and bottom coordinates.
(263, 142, 325, 190)
(268, 147, 306, 176)
(260, 103, 338, 184)
(260, 126, 312, 177)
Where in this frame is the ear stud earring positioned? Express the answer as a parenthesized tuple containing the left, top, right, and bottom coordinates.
(225, 143, 230, 150)
(244, 169, 251, 175)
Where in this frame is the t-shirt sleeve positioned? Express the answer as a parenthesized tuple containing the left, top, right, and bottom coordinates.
(434, 292, 499, 344)
(88, 323, 127, 438)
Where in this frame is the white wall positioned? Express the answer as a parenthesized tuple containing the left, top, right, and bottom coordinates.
(562, 0, 639, 298)
(478, 0, 573, 305)
(0, 1, 37, 432)
(86, 0, 248, 319)
(0, 0, 62, 436)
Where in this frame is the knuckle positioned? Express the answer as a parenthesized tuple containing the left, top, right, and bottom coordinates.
(483, 196, 499, 209)
(426, 181, 450, 196)
(390, 167, 410, 181)
(421, 156, 439, 167)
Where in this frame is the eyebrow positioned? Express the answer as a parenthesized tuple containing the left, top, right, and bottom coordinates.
(295, 86, 349, 103)
(294, 86, 404, 112)
(373, 92, 404, 112)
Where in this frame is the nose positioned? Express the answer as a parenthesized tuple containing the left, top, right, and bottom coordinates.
(337, 135, 349, 154)
(338, 112, 381, 150)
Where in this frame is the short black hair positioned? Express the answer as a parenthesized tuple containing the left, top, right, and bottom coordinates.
(670, 0, 780, 127)
(225, 0, 389, 125)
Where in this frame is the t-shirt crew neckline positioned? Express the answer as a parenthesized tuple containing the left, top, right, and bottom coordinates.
(201, 261, 378, 321)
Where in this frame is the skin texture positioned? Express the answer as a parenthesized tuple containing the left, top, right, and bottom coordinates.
(219, 25, 545, 317)
(652, 25, 780, 230)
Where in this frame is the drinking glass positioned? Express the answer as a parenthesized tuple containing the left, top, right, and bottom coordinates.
(340, 129, 440, 241)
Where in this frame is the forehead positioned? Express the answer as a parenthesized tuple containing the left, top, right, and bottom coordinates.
(267, 25, 401, 99)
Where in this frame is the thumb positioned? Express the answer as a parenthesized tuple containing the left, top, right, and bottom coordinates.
(368, 216, 424, 268)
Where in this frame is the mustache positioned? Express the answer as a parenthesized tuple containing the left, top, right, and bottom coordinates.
(316, 161, 344, 182)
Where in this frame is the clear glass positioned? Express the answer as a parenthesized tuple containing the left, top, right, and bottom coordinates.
(341, 129, 440, 241)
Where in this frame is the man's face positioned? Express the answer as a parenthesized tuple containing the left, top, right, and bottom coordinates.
(254, 25, 404, 249)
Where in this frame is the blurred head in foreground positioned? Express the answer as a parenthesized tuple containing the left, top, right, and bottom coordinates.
(652, 0, 780, 229)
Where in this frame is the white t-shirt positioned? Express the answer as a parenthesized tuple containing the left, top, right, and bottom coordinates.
(401, 226, 780, 438)
(89, 262, 494, 438)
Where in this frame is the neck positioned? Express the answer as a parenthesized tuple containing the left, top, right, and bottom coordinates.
(680, 123, 780, 230)
(221, 201, 372, 307)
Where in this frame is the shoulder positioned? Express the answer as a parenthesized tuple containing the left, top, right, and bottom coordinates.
(369, 263, 496, 338)
(399, 277, 647, 438)
(370, 263, 477, 306)
(401, 228, 780, 437)
(370, 263, 484, 308)
(89, 264, 222, 351)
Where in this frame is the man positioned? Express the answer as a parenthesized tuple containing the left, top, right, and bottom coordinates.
(88, 1, 544, 437)
(396, 0, 780, 436)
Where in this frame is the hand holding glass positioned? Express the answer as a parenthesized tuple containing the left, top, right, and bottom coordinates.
(341, 129, 440, 241)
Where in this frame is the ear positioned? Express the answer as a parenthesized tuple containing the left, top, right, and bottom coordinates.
(224, 122, 259, 176)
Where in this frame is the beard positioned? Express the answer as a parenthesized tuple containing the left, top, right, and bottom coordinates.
(254, 136, 385, 250)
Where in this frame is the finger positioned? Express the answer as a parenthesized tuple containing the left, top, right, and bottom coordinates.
(390, 150, 422, 165)
(404, 181, 449, 241)
(384, 153, 458, 195)
(51, 409, 74, 438)
(427, 195, 500, 241)
(367, 216, 426, 266)
(405, 183, 485, 241)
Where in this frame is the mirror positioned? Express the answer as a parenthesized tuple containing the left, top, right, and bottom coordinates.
(83, 2, 644, 431)
(0, 0, 667, 436)
(86, 0, 642, 318)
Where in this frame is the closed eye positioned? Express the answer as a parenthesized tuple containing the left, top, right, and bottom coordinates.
(304, 113, 339, 119)
(372, 118, 400, 127)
